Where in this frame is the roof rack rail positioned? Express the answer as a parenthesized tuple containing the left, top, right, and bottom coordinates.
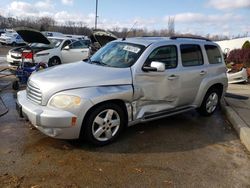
(170, 36, 211, 42)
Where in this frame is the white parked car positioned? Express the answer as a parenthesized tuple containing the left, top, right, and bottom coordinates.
(33, 36, 90, 66)
(227, 68, 248, 84)
(7, 29, 90, 68)
(0, 32, 25, 46)
(42, 31, 65, 37)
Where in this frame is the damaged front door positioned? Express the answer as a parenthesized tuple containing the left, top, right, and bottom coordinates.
(133, 45, 181, 119)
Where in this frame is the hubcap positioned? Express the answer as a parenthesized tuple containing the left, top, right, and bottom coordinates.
(92, 109, 120, 141)
(206, 92, 218, 113)
(52, 59, 59, 66)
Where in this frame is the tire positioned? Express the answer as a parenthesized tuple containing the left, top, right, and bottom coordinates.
(12, 80, 19, 90)
(48, 57, 61, 67)
(81, 103, 126, 146)
(197, 89, 220, 116)
(12, 42, 17, 47)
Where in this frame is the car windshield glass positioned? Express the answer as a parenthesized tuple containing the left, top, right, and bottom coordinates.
(29, 38, 63, 48)
(90, 42, 145, 68)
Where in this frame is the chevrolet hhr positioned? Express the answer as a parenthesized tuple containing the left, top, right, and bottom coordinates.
(17, 36, 228, 145)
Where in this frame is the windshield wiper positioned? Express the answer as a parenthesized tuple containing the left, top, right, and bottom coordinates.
(89, 60, 111, 67)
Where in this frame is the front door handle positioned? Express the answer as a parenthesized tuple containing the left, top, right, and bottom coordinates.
(200, 70, 207, 75)
(168, 74, 179, 80)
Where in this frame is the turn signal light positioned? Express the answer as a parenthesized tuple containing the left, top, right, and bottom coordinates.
(71, 117, 77, 126)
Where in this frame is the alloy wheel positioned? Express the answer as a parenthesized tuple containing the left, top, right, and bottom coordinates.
(92, 109, 120, 142)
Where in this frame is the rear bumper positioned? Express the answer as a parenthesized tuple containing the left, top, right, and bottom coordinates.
(227, 69, 248, 84)
(17, 90, 82, 139)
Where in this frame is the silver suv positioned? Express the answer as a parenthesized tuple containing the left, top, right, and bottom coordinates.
(17, 36, 228, 145)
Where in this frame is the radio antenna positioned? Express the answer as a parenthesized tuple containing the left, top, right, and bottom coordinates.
(122, 21, 137, 41)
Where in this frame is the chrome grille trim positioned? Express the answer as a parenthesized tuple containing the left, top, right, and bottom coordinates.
(26, 81, 42, 104)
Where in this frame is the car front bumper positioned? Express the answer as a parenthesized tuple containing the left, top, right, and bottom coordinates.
(17, 90, 82, 139)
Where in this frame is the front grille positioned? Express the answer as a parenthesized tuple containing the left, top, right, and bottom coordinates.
(11, 55, 21, 59)
(26, 81, 42, 104)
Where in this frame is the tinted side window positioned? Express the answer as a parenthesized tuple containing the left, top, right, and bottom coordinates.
(205, 45, 222, 64)
(69, 41, 88, 49)
(147, 45, 178, 69)
(181, 44, 203, 67)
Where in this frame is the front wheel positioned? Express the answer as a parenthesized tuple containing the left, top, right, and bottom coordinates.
(197, 89, 220, 116)
(48, 57, 61, 67)
(82, 103, 126, 146)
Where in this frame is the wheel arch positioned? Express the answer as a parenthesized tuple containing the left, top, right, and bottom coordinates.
(206, 83, 224, 98)
(80, 99, 129, 138)
(50, 55, 61, 61)
(194, 81, 225, 108)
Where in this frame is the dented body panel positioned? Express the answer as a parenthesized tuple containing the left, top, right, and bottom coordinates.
(17, 37, 228, 139)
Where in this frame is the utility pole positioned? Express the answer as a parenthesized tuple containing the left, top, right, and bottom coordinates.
(95, 0, 98, 29)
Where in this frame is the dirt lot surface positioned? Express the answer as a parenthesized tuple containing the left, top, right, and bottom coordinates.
(1, 47, 250, 187)
(0, 45, 12, 55)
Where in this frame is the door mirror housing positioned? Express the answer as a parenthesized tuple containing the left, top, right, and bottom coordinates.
(142, 61, 165, 72)
(151, 61, 165, 72)
(63, 45, 70, 50)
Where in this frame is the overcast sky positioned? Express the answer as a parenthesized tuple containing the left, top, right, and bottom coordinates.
(0, 0, 249, 37)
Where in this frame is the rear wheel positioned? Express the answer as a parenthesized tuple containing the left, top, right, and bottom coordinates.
(82, 103, 126, 146)
(197, 89, 220, 116)
(48, 57, 61, 67)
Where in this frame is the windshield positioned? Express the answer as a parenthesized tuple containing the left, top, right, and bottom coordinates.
(90, 42, 145, 68)
(29, 38, 63, 48)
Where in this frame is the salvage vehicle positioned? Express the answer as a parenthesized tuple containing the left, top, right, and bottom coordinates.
(0, 31, 25, 46)
(7, 29, 90, 68)
(89, 30, 117, 54)
(17, 36, 228, 145)
(227, 67, 248, 84)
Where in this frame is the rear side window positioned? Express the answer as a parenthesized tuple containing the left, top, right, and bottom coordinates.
(180, 44, 203, 67)
(147, 45, 178, 69)
(205, 45, 222, 64)
(69, 40, 88, 49)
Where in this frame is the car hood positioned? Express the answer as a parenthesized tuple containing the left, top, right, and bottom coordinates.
(90, 30, 117, 46)
(29, 61, 132, 103)
(15, 28, 50, 44)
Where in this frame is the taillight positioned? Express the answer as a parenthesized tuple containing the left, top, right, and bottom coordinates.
(22, 52, 33, 59)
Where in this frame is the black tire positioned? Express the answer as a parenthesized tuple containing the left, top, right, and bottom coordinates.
(12, 80, 19, 90)
(197, 88, 221, 116)
(48, 57, 61, 67)
(81, 103, 126, 146)
(12, 42, 17, 47)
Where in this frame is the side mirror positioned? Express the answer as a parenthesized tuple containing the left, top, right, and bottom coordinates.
(63, 45, 70, 50)
(142, 61, 165, 72)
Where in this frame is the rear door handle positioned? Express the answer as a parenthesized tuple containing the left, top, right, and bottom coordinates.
(168, 74, 179, 80)
(200, 70, 207, 75)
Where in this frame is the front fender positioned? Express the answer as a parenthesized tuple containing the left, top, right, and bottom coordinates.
(51, 85, 134, 126)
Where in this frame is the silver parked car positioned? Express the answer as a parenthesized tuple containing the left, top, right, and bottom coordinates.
(17, 36, 228, 145)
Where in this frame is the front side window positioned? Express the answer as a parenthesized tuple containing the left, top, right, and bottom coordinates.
(61, 40, 71, 49)
(90, 42, 145, 68)
(181, 44, 203, 67)
(146, 45, 178, 69)
(205, 45, 222, 64)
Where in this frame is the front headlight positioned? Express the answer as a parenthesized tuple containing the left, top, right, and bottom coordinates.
(49, 95, 81, 109)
